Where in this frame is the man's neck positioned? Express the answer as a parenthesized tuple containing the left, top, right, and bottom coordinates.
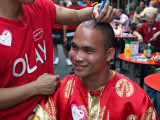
(82, 70, 113, 91)
(0, 1, 23, 20)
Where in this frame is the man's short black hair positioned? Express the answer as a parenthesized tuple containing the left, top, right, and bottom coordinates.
(140, 0, 146, 4)
(80, 20, 116, 52)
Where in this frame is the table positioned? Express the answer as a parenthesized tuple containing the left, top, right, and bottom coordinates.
(118, 53, 160, 88)
(114, 35, 137, 73)
(144, 73, 160, 92)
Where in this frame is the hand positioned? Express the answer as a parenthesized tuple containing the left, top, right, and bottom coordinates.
(93, 3, 116, 23)
(113, 19, 118, 23)
(138, 36, 143, 44)
(154, 55, 160, 63)
(33, 73, 60, 95)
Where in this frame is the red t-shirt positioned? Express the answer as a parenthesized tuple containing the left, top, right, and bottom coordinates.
(135, 21, 160, 49)
(66, 5, 85, 30)
(53, 4, 65, 29)
(0, 0, 56, 119)
(86, 1, 93, 7)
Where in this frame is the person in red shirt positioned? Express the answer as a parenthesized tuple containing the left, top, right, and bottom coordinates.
(133, 12, 160, 53)
(0, 0, 116, 119)
(66, 0, 85, 52)
(52, 0, 72, 65)
(83, 0, 94, 7)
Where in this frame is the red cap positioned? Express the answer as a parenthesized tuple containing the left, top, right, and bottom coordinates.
(144, 73, 160, 92)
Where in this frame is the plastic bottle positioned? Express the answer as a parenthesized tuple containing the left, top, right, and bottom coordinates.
(146, 40, 152, 59)
(124, 44, 132, 58)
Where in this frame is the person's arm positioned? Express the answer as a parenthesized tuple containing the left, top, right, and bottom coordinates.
(132, 12, 138, 23)
(55, 3, 115, 26)
(0, 73, 60, 109)
(113, 19, 124, 25)
(133, 31, 143, 44)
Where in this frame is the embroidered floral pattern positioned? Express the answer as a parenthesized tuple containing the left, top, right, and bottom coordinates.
(116, 78, 134, 98)
(45, 98, 57, 120)
(127, 114, 138, 120)
(63, 78, 75, 98)
(142, 107, 156, 120)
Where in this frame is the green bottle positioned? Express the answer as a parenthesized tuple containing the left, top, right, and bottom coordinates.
(146, 40, 152, 59)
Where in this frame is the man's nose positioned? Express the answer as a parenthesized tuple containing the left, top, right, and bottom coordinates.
(74, 51, 85, 61)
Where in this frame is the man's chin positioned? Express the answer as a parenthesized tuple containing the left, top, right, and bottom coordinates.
(74, 71, 85, 78)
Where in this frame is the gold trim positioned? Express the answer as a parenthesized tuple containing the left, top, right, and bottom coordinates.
(63, 78, 75, 98)
(33, 98, 57, 120)
(88, 86, 105, 119)
(33, 105, 52, 120)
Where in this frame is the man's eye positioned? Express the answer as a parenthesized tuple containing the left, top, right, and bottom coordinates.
(84, 49, 94, 54)
(71, 44, 78, 50)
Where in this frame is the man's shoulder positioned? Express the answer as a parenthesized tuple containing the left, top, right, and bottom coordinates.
(60, 74, 78, 84)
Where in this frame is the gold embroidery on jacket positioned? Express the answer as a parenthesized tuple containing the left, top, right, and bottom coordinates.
(63, 78, 75, 98)
(33, 99, 56, 120)
(88, 86, 105, 120)
(127, 114, 138, 120)
(99, 106, 109, 120)
(116, 78, 134, 98)
(142, 107, 156, 120)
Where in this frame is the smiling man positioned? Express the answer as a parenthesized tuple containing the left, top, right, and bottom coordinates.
(33, 20, 158, 120)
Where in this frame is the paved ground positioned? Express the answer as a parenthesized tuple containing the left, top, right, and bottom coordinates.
(53, 45, 156, 91)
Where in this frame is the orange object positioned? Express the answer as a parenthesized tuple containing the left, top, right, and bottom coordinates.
(124, 44, 131, 58)
(143, 49, 146, 56)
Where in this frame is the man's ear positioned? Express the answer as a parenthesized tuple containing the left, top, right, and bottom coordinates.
(105, 47, 116, 62)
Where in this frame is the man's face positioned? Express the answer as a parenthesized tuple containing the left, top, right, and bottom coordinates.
(69, 26, 107, 78)
(140, 2, 145, 9)
(146, 14, 156, 26)
(115, 11, 120, 17)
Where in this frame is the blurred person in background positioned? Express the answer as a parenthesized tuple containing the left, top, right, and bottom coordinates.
(133, 12, 160, 53)
(52, 0, 72, 65)
(131, 0, 146, 30)
(83, 0, 93, 7)
(141, 1, 158, 17)
(113, 9, 130, 30)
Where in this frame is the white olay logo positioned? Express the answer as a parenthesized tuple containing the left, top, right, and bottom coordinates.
(0, 29, 12, 46)
(33, 28, 44, 41)
(13, 40, 46, 77)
